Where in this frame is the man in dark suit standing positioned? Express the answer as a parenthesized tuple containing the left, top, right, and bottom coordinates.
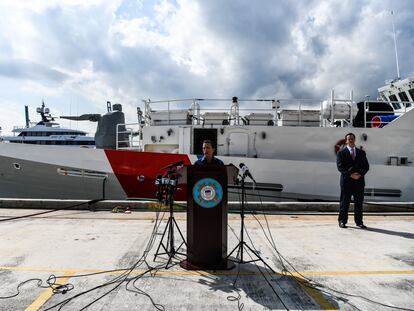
(336, 133, 370, 229)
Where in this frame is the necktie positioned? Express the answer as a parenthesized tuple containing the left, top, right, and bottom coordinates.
(351, 148, 355, 160)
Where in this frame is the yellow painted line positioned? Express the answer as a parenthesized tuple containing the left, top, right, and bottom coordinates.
(294, 275, 338, 311)
(291, 270, 414, 276)
(25, 271, 75, 311)
(0, 266, 103, 274)
(2, 267, 412, 311)
(1, 266, 414, 276)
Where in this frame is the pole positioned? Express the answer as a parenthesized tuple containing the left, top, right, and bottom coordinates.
(391, 10, 400, 80)
(240, 177, 245, 262)
(225, 173, 275, 273)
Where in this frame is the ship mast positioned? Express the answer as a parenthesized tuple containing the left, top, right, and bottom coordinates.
(391, 10, 400, 80)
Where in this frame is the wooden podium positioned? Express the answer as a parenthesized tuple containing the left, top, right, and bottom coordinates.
(179, 164, 238, 270)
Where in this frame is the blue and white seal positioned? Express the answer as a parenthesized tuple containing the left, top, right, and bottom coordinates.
(193, 178, 223, 208)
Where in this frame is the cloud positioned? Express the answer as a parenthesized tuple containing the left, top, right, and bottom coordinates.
(0, 0, 414, 135)
(0, 59, 68, 83)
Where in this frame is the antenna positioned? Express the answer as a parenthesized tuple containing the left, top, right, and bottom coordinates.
(24, 105, 30, 128)
(391, 10, 400, 80)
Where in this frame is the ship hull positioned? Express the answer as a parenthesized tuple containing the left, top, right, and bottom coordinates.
(0, 143, 412, 202)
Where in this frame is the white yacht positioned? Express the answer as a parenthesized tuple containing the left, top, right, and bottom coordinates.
(1, 102, 95, 147)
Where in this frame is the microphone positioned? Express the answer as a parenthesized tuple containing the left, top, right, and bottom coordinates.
(161, 160, 185, 170)
(155, 175, 162, 202)
(239, 163, 256, 184)
(169, 174, 177, 187)
(164, 175, 178, 205)
(166, 168, 177, 175)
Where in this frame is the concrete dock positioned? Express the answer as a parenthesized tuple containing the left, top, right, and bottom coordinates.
(0, 208, 413, 310)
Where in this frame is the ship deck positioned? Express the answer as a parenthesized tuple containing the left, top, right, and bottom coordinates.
(0, 208, 413, 310)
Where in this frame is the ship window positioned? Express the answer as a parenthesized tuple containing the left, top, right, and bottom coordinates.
(400, 157, 408, 165)
(13, 163, 21, 170)
(389, 94, 398, 102)
(398, 91, 409, 102)
(408, 89, 414, 102)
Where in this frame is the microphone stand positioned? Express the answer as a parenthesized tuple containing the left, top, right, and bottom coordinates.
(154, 173, 187, 269)
(225, 173, 275, 272)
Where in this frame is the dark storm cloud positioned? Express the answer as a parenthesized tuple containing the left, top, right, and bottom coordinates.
(197, 0, 299, 45)
(0, 59, 68, 83)
(99, 46, 218, 100)
(29, 6, 113, 71)
(190, 0, 414, 100)
(2, 0, 414, 108)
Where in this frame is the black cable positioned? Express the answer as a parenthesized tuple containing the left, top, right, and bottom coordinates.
(64, 206, 167, 310)
(226, 275, 245, 311)
(227, 185, 290, 310)
(246, 194, 367, 310)
(1, 202, 168, 310)
(227, 219, 291, 311)
(228, 189, 414, 211)
(241, 202, 292, 310)
(249, 188, 413, 311)
(0, 275, 74, 299)
(0, 278, 49, 299)
(226, 217, 245, 311)
(0, 199, 104, 223)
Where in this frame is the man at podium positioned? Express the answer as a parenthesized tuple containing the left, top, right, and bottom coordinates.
(194, 140, 224, 166)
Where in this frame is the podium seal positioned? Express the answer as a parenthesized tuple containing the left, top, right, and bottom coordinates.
(193, 178, 223, 208)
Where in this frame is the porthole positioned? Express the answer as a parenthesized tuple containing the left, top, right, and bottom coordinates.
(13, 163, 21, 170)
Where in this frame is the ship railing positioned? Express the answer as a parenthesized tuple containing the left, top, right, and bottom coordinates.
(116, 123, 142, 151)
(141, 97, 332, 127)
(140, 97, 414, 129)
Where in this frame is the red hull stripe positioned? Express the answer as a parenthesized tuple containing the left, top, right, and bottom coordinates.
(104, 150, 191, 199)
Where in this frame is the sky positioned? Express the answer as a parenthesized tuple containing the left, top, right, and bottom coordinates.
(0, 0, 413, 135)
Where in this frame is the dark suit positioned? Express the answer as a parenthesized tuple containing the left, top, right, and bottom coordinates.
(336, 147, 369, 225)
(194, 156, 224, 166)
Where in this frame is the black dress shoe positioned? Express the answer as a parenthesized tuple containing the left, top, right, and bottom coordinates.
(339, 222, 347, 228)
(356, 224, 368, 229)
